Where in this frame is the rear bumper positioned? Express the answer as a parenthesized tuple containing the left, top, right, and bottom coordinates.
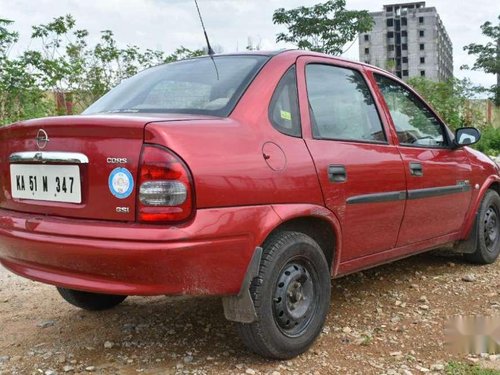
(0, 206, 279, 296)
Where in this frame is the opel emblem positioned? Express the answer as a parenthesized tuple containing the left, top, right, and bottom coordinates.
(35, 129, 49, 149)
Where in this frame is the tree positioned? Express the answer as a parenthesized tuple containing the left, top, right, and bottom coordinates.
(0, 15, 205, 125)
(407, 77, 486, 130)
(0, 19, 50, 122)
(462, 15, 500, 106)
(272, 0, 373, 55)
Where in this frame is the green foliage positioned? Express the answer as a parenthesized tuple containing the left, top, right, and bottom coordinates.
(474, 125, 500, 156)
(385, 59, 396, 72)
(0, 15, 204, 125)
(462, 15, 500, 106)
(0, 19, 51, 123)
(407, 76, 500, 155)
(445, 361, 500, 375)
(272, 0, 373, 55)
(407, 77, 486, 130)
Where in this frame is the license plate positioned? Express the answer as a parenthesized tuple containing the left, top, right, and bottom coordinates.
(10, 164, 82, 203)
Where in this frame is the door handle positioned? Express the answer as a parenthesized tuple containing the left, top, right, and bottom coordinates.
(328, 165, 347, 183)
(409, 162, 423, 177)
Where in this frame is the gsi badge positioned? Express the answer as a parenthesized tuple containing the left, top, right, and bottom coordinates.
(107, 157, 128, 164)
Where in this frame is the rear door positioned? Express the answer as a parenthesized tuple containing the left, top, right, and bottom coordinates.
(372, 72, 472, 246)
(297, 56, 407, 262)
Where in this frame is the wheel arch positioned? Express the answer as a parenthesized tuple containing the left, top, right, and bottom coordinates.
(264, 204, 342, 276)
(460, 175, 500, 239)
(223, 204, 341, 324)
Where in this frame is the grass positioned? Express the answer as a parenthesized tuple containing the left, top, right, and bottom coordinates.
(446, 362, 500, 375)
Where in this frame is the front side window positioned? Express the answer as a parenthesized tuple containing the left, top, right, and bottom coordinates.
(269, 67, 301, 137)
(83, 55, 269, 117)
(306, 64, 385, 143)
(374, 74, 447, 147)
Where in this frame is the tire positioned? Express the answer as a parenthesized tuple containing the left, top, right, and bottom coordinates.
(236, 231, 331, 359)
(465, 189, 500, 264)
(57, 287, 127, 311)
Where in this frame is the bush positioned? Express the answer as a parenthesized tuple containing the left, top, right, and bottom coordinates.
(474, 125, 500, 156)
(0, 15, 204, 125)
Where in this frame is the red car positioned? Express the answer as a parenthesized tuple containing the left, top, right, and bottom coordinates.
(0, 50, 498, 359)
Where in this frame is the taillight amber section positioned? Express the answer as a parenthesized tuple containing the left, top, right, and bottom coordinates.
(137, 145, 194, 223)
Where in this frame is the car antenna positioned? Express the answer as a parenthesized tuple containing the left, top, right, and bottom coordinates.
(194, 0, 219, 80)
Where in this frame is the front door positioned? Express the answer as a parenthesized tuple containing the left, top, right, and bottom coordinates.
(372, 73, 472, 246)
(297, 57, 407, 262)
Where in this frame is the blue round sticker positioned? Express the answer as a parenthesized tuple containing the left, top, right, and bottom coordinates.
(108, 168, 134, 199)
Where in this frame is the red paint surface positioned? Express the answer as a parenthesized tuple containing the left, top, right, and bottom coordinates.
(0, 50, 498, 296)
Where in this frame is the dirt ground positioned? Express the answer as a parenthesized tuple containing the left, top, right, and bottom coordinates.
(0, 252, 499, 375)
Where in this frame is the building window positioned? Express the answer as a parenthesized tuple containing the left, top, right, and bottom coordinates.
(402, 30, 407, 37)
(419, 30, 425, 37)
(402, 70, 408, 76)
(420, 43, 425, 50)
(419, 16, 424, 24)
(396, 71, 402, 78)
(387, 31, 394, 38)
(402, 17, 407, 26)
(365, 60, 370, 64)
(388, 44, 395, 52)
(402, 44, 408, 50)
(386, 6, 393, 11)
(420, 57, 425, 64)
(402, 57, 408, 63)
(387, 18, 394, 27)
(365, 47, 369, 54)
(420, 70, 426, 77)
(364, 34, 369, 41)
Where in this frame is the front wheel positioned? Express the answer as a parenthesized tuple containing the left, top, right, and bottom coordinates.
(236, 231, 331, 359)
(465, 189, 500, 264)
(57, 287, 127, 311)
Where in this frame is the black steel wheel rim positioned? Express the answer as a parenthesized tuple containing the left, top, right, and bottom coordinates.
(272, 258, 318, 337)
(484, 206, 500, 253)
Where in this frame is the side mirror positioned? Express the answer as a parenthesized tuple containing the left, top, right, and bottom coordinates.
(453, 127, 481, 148)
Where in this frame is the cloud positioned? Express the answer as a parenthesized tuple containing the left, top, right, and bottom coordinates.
(0, 0, 496, 87)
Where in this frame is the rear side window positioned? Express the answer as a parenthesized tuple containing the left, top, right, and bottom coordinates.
(305, 64, 386, 143)
(374, 74, 448, 147)
(269, 67, 301, 137)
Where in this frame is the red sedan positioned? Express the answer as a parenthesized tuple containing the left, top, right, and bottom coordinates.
(0, 50, 498, 359)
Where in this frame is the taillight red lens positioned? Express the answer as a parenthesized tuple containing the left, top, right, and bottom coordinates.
(137, 145, 194, 223)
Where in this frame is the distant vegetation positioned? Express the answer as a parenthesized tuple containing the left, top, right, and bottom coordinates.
(0, 15, 203, 125)
(1, 5, 499, 156)
(462, 15, 500, 106)
(272, 0, 373, 55)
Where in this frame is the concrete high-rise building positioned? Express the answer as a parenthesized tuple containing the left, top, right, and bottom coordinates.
(359, 2, 453, 81)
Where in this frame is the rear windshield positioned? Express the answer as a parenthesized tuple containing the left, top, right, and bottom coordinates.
(83, 55, 269, 117)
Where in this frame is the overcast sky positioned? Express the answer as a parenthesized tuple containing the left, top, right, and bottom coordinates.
(1, 0, 498, 88)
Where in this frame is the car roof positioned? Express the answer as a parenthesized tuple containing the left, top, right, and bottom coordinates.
(206, 49, 389, 73)
(176, 49, 398, 83)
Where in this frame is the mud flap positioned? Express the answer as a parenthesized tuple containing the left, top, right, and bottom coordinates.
(452, 213, 479, 254)
(222, 247, 262, 323)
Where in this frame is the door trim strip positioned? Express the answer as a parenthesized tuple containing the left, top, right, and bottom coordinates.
(346, 183, 471, 205)
(346, 191, 406, 204)
(407, 184, 471, 200)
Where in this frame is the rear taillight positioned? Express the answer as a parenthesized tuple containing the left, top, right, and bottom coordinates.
(137, 145, 194, 223)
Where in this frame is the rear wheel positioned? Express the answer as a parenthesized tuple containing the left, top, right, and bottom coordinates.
(57, 287, 127, 311)
(236, 231, 331, 359)
(465, 190, 500, 264)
